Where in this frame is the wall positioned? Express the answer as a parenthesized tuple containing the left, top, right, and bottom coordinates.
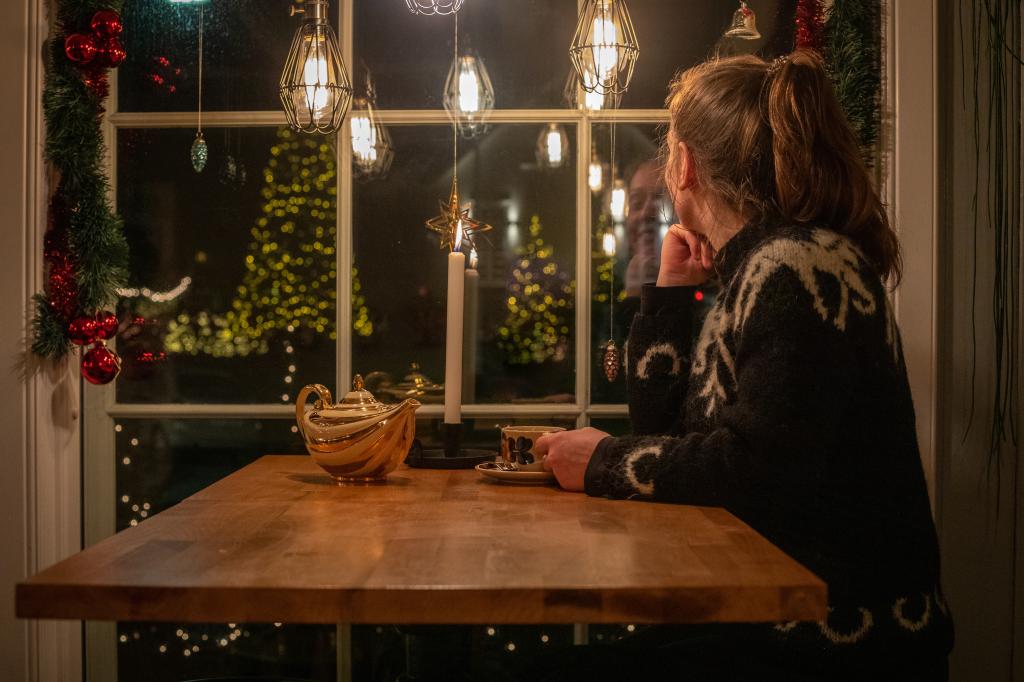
(0, 0, 84, 680)
(937, 0, 1023, 680)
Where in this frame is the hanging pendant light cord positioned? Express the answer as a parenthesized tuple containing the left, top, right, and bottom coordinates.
(197, 6, 204, 135)
(608, 116, 617, 341)
(452, 8, 459, 182)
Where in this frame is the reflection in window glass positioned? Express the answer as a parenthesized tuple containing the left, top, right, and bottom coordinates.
(353, 125, 577, 404)
(116, 127, 337, 404)
(118, 0, 338, 112)
(590, 124, 673, 404)
(112, 418, 333, 681)
(355, 0, 575, 110)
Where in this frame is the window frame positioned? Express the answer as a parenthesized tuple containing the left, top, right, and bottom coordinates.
(83, 0, 667, 677)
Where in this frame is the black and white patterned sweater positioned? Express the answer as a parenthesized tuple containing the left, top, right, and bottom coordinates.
(585, 223, 953, 677)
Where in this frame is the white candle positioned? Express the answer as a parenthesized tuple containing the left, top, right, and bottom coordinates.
(463, 250, 479, 404)
(444, 239, 466, 425)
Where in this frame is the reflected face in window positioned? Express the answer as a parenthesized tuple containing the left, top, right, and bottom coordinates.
(627, 159, 666, 258)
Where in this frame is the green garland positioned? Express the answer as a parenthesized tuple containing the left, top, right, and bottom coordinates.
(823, 0, 882, 162)
(31, 0, 129, 359)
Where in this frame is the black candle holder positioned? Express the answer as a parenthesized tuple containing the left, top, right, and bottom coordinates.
(405, 423, 496, 469)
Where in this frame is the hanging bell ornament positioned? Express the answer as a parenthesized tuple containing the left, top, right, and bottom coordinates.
(602, 339, 622, 382)
(190, 132, 208, 172)
(81, 342, 122, 385)
(724, 1, 761, 40)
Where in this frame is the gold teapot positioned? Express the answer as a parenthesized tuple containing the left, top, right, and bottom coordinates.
(295, 374, 421, 483)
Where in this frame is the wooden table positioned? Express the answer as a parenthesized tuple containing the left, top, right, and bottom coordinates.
(17, 455, 825, 625)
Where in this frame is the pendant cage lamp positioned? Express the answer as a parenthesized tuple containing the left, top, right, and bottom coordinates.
(406, 0, 464, 15)
(279, 0, 352, 134)
(562, 70, 622, 111)
(569, 0, 639, 96)
(350, 72, 394, 180)
(723, 1, 761, 40)
(443, 51, 495, 138)
(536, 123, 571, 170)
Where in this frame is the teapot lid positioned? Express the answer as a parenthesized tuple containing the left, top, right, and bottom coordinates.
(319, 374, 391, 420)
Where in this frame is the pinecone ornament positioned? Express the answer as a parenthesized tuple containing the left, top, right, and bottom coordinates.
(602, 339, 621, 382)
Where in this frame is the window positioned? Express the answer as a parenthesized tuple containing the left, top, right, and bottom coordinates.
(86, 1, 791, 678)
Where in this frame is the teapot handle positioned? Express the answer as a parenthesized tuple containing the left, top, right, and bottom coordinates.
(295, 384, 333, 441)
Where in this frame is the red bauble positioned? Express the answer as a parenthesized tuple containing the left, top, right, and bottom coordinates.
(97, 37, 126, 69)
(64, 33, 98, 64)
(81, 343, 122, 385)
(90, 9, 123, 38)
(94, 310, 119, 340)
(67, 316, 99, 345)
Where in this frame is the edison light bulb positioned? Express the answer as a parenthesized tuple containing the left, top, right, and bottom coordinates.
(609, 179, 627, 222)
(589, 160, 604, 193)
(302, 49, 331, 119)
(458, 62, 481, 113)
(546, 130, 563, 166)
(591, 12, 619, 84)
(350, 112, 377, 163)
(602, 229, 617, 257)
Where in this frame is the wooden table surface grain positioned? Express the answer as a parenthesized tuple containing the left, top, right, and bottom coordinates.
(17, 455, 826, 625)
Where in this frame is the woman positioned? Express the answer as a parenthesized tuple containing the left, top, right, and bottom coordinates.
(534, 50, 953, 680)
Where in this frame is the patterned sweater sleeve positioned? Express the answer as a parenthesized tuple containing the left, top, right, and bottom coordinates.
(625, 283, 698, 436)
(586, 265, 851, 507)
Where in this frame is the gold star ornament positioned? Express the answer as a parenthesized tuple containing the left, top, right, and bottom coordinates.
(425, 179, 492, 253)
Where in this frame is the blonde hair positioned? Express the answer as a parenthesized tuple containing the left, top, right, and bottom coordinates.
(666, 49, 901, 283)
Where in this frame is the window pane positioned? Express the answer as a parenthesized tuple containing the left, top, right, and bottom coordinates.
(353, 124, 577, 404)
(118, 0, 337, 112)
(590, 123, 672, 404)
(354, 0, 576, 110)
(619, 0, 792, 108)
(116, 127, 336, 404)
(111, 418, 333, 681)
(413, 416, 578, 454)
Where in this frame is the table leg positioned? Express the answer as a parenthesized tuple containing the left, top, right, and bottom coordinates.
(573, 624, 589, 646)
(336, 623, 352, 682)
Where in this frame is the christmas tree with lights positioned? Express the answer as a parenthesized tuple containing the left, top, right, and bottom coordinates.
(497, 214, 573, 365)
(164, 127, 372, 357)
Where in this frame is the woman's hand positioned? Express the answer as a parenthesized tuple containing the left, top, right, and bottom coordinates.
(657, 224, 716, 287)
(535, 427, 610, 492)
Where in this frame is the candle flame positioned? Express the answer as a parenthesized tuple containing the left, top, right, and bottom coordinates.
(454, 218, 464, 251)
(469, 248, 478, 269)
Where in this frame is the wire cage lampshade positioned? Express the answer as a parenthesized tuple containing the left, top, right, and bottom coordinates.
(569, 0, 639, 96)
(279, 0, 352, 134)
(443, 52, 495, 138)
(406, 0, 464, 15)
(350, 74, 394, 179)
(536, 123, 570, 169)
(562, 70, 621, 111)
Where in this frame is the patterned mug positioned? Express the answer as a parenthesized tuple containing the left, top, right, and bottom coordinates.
(498, 425, 566, 472)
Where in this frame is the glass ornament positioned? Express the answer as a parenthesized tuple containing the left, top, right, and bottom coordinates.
(724, 1, 761, 40)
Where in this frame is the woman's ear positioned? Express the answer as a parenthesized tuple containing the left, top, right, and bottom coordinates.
(676, 141, 697, 191)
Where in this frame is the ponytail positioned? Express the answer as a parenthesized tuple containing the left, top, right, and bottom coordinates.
(666, 49, 901, 283)
(766, 49, 900, 283)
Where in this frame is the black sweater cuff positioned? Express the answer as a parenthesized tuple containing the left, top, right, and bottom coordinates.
(640, 283, 697, 316)
(584, 436, 617, 497)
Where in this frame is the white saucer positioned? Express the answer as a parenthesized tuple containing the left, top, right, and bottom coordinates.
(475, 462, 555, 484)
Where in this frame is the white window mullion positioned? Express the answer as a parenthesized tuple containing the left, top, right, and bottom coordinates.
(337, 0, 354, 395)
